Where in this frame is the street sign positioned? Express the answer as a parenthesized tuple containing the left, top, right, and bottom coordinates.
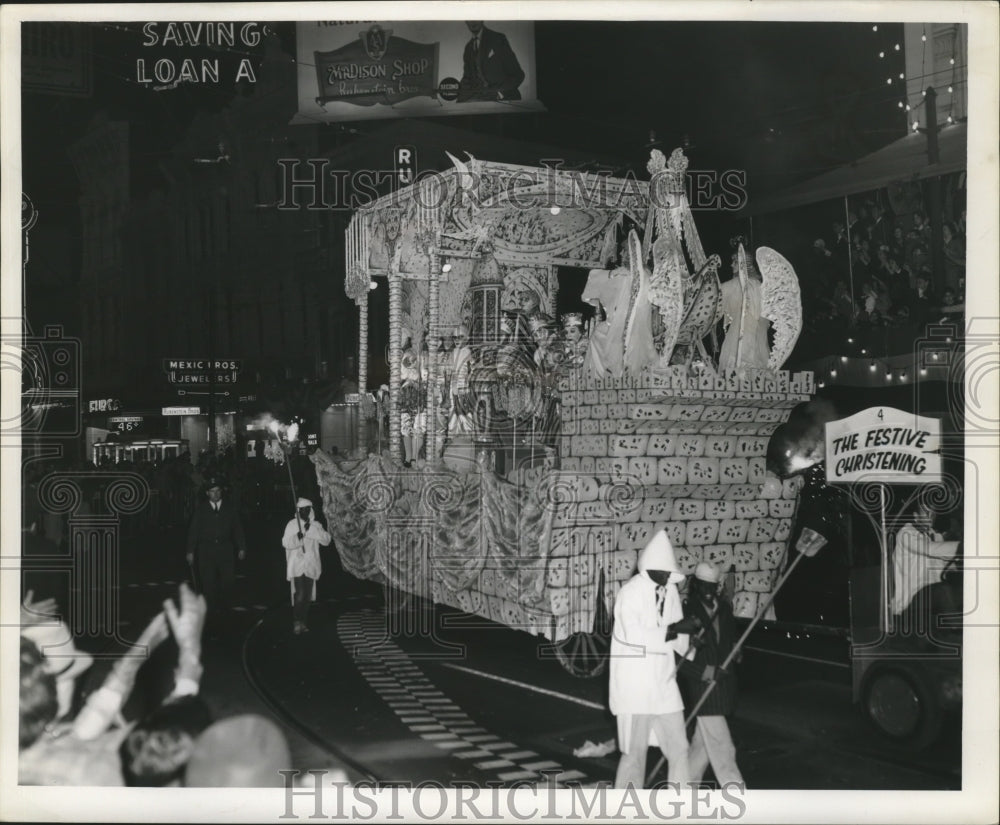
(162, 406, 201, 416)
(395, 145, 417, 186)
(825, 407, 942, 485)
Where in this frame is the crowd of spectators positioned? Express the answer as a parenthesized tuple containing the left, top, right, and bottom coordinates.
(19, 440, 342, 787)
(18, 583, 346, 787)
(797, 201, 965, 356)
(21, 442, 320, 550)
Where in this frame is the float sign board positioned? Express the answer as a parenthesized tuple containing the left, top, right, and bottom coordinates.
(825, 407, 942, 485)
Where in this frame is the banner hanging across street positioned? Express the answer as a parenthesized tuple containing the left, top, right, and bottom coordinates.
(292, 20, 544, 123)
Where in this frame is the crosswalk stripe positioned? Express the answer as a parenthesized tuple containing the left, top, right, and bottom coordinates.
(452, 749, 494, 760)
(475, 759, 516, 770)
(337, 608, 594, 788)
(497, 770, 538, 781)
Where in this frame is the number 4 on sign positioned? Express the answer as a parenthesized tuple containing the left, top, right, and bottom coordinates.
(878, 409, 884, 420)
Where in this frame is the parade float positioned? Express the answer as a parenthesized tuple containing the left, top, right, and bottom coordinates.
(313, 148, 814, 677)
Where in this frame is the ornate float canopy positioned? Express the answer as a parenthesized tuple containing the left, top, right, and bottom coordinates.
(345, 154, 651, 302)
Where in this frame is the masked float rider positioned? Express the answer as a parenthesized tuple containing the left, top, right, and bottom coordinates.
(609, 530, 699, 789)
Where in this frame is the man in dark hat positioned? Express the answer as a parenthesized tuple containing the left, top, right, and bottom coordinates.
(185, 477, 247, 618)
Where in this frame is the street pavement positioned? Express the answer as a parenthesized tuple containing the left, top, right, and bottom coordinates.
(51, 512, 961, 790)
(245, 589, 961, 790)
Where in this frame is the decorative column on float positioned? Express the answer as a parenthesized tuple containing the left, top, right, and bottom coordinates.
(356, 290, 369, 455)
(346, 212, 371, 456)
(426, 247, 441, 462)
(417, 177, 444, 463)
(387, 246, 403, 463)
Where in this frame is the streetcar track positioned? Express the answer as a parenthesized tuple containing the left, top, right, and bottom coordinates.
(242, 614, 382, 784)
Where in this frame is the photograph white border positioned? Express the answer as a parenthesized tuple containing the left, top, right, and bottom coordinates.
(2, 2, 997, 822)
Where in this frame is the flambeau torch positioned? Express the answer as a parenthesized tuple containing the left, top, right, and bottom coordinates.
(646, 526, 829, 785)
(267, 418, 303, 535)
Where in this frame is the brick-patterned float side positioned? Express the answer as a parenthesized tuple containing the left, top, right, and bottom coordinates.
(537, 368, 812, 632)
(382, 368, 813, 643)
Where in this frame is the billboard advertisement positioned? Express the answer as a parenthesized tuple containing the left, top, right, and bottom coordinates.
(293, 20, 543, 123)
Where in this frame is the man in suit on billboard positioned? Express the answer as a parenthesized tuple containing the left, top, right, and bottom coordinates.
(460, 21, 525, 102)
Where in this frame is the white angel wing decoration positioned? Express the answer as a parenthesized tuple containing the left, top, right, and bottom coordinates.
(622, 229, 657, 375)
(650, 233, 684, 366)
(756, 246, 803, 371)
(445, 151, 477, 200)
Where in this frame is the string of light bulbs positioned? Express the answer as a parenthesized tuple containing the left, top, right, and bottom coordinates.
(882, 23, 964, 133)
(813, 343, 953, 390)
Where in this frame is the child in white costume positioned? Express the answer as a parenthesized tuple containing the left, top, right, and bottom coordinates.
(281, 498, 332, 634)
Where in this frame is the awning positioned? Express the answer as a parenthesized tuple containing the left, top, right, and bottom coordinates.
(741, 122, 967, 217)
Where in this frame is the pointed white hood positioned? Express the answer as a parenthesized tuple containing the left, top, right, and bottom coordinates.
(637, 530, 685, 584)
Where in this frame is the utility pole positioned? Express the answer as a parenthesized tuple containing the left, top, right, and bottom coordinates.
(924, 87, 946, 293)
(207, 273, 216, 452)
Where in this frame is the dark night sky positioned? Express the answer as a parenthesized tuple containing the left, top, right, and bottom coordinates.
(21, 19, 907, 263)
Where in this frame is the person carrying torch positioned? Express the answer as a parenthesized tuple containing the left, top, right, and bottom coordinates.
(677, 562, 744, 788)
(646, 525, 829, 786)
(280, 498, 331, 635)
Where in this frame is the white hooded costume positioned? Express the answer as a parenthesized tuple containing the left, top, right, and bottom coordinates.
(609, 530, 690, 754)
(281, 498, 332, 604)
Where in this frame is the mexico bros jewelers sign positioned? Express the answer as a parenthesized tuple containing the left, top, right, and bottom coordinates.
(314, 24, 438, 105)
(825, 407, 942, 484)
(163, 359, 242, 385)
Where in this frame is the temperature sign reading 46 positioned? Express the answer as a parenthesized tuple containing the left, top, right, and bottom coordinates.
(108, 415, 143, 433)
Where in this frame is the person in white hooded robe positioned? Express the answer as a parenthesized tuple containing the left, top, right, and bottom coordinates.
(609, 529, 691, 789)
(281, 498, 331, 635)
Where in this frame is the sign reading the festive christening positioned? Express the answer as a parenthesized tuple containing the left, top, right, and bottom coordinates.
(825, 407, 942, 485)
(293, 21, 543, 123)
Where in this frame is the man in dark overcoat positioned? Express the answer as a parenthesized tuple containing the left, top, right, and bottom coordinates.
(677, 561, 745, 787)
(186, 476, 246, 615)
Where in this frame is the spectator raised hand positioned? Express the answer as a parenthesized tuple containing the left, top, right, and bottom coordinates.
(164, 583, 207, 695)
(21, 590, 59, 628)
(73, 611, 171, 740)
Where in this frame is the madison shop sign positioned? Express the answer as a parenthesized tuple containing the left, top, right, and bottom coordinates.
(314, 24, 438, 106)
